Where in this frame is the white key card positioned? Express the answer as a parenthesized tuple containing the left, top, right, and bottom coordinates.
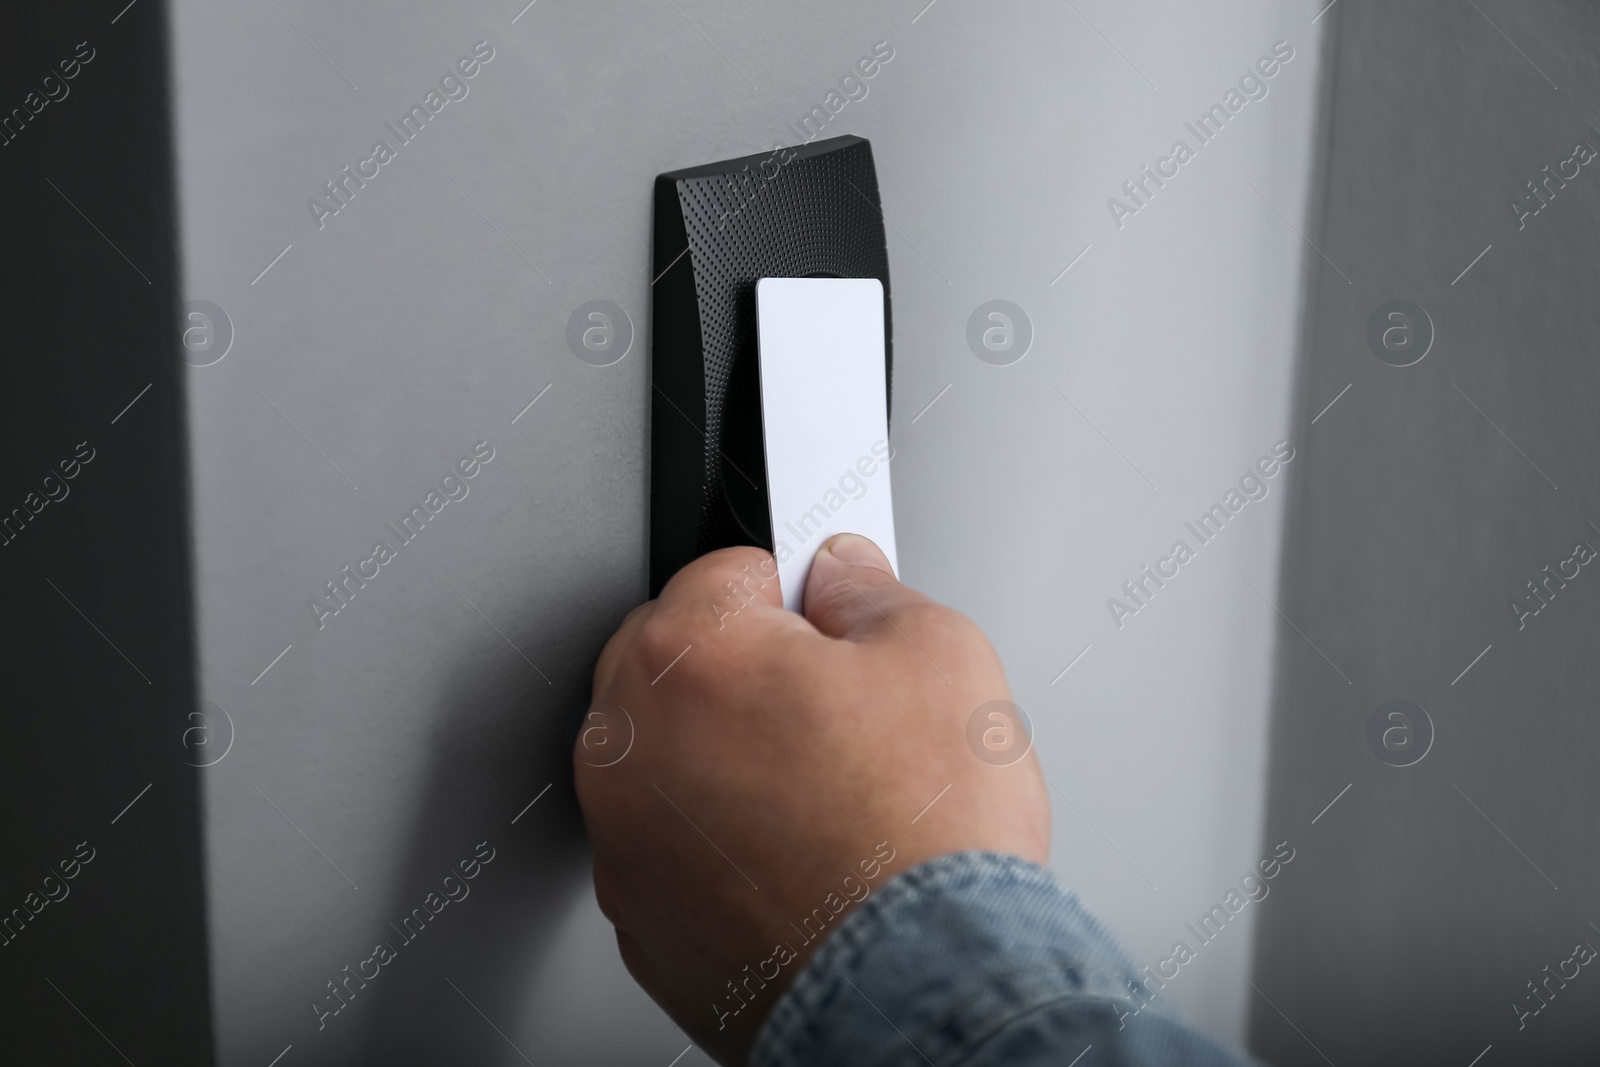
(755, 277, 898, 612)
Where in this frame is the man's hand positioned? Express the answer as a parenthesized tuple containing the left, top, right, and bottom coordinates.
(573, 533, 1050, 1065)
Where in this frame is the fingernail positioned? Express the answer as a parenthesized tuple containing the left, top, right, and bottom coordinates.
(823, 533, 892, 573)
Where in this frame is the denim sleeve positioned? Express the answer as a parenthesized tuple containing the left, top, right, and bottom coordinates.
(748, 852, 1258, 1067)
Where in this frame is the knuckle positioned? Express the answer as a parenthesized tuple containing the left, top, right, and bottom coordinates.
(704, 552, 779, 611)
(635, 616, 711, 691)
(667, 545, 771, 598)
(809, 577, 862, 622)
(593, 629, 636, 695)
(719, 544, 778, 576)
(632, 613, 680, 668)
(904, 603, 993, 661)
(899, 599, 961, 638)
(592, 634, 625, 690)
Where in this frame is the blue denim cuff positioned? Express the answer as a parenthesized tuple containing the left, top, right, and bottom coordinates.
(749, 851, 1254, 1067)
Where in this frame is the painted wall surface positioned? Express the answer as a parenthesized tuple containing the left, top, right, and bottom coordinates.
(1251, 3, 1600, 1064)
(171, 2, 1322, 1062)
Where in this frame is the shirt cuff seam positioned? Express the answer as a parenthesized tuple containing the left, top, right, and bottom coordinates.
(749, 851, 1130, 1067)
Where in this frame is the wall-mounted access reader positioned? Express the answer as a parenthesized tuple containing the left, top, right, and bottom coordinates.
(649, 135, 895, 606)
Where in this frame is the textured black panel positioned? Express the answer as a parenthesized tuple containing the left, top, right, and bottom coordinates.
(649, 135, 892, 596)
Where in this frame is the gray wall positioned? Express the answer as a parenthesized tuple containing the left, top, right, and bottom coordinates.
(171, 1, 1324, 1062)
(1251, 3, 1600, 1064)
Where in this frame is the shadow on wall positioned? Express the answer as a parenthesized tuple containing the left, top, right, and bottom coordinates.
(356, 694, 586, 1060)
(344, 567, 607, 1063)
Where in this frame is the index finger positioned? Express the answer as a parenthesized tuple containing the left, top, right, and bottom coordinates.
(655, 544, 786, 623)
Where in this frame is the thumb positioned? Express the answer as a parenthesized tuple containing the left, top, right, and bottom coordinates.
(802, 533, 926, 640)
